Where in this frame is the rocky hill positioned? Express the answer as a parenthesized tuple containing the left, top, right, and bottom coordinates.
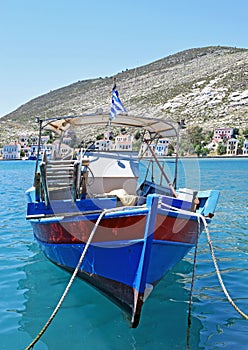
(1, 46, 248, 145)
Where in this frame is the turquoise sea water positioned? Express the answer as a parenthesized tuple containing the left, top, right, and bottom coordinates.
(0, 158, 248, 350)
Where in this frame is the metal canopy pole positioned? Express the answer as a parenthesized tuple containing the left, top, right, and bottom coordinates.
(144, 139, 178, 198)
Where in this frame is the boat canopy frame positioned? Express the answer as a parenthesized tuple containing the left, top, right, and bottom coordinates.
(41, 113, 178, 139)
(34, 113, 182, 194)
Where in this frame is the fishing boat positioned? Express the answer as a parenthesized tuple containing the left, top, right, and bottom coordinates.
(26, 91, 219, 328)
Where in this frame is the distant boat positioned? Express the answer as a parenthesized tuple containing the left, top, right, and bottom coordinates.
(26, 109, 219, 328)
(28, 155, 37, 160)
(28, 148, 52, 161)
(28, 145, 39, 160)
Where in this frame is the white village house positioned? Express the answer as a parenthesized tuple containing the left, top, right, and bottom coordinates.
(139, 138, 170, 157)
(226, 138, 238, 155)
(94, 133, 133, 151)
(243, 139, 248, 155)
(114, 134, 133, 151)
(94, 139, 112, 151)
(2, 142, 21, 159)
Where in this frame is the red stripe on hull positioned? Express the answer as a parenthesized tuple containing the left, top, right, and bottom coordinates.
(155, 213, 199, 244)
(32, 211, 199, 245)
(33, 215, 147, 244)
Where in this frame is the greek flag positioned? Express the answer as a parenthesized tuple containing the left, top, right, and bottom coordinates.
(110, 86, 127, 120)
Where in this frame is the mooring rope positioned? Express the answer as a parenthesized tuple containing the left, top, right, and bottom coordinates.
(25, 208, 108, 350)
(26, 201, 248, 349)
(25, 205, 146, 350)
(160, 202, 248, 348)
(203, 215, 248, 320)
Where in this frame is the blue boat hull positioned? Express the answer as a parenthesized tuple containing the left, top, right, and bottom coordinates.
(35, 236, 193, 326)
(27, 191, 219, 327)
(37, 239, 193, 287)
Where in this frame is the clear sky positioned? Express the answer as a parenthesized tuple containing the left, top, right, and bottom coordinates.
(0, 0, 247, 118)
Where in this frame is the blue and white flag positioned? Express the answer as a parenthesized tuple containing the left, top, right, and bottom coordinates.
(109, 86, 127, 120)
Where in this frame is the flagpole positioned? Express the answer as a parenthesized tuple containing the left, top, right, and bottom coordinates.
(107, 119, 110, 141)
(109, 82, 126, 142)
(108, 81, 115, 141)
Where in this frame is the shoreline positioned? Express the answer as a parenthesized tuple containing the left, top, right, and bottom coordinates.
(179, 154, 248, 159)
(0, 154, 248, 161)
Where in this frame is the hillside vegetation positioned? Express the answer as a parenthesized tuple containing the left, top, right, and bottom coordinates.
(0, 46, 248, 145)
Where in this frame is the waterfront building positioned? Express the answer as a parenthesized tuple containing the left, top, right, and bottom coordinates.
(94, 134, 133, 151)
(29, 135, 39, 145)
(243, 139, 248, 155)
(213, 128, 233, 143)
(19, 135, 29, 147)
(114, 134, 133, 151)
(3, 142, 21, 159)
(155, 138, 170, 156)
(139, 138, 170, 157)
(226, 138, 238, 155)
(41, 135, 50, 144)
(94, 139, 112, 151)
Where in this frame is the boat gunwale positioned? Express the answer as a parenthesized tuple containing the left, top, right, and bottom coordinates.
(27, 206, 150, 222)
(27, 204, 205, 224)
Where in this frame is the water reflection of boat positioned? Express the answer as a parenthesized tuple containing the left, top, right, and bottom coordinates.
(18, 253, 204, 349)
